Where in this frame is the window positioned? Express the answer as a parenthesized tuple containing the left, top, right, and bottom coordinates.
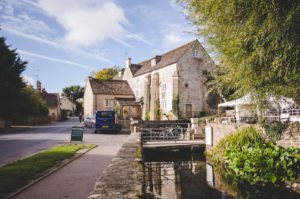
(104, 99, 113, 108)
(161, 100, 167, 109)
(161, 83, 166, 91)
(96, 111, 114, 118)
(193, 50, 200, 58)
(161, 83, 166, 99)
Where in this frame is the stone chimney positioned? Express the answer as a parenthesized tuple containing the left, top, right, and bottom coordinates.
(37, 80, 41, 92)
(126, 57, 131, 68)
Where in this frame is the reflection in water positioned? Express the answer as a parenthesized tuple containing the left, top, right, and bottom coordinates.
(142, 149, 299, 199)
(143, 149, 231, 199)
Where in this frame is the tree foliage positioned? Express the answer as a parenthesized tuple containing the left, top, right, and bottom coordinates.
(0, 37, 48, 121)
(0, 37, 26, 120)
(182, 0, 300, 105)
(62, 85, 84, 115)
(19, 86, 49, 117)
(94, 68, 118, 80)
(62, 85, 84, 101)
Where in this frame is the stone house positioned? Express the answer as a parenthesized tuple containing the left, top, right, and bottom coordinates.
(60, 96, 76, 116)
(121, 39, 217, 120)
(84, 40, 217, 120)
(84, 78, 139, 118)
(37, 81, 62, 121)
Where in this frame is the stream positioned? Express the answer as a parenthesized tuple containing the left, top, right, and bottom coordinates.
(141, 148, 299, 199)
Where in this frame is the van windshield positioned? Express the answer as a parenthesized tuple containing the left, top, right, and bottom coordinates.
(97, 111, 114, 118)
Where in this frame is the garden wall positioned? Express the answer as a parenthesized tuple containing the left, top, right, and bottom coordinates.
(277, 122, 300, 148)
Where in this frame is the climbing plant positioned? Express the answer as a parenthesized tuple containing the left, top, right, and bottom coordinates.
(172, 94, 179, 117)
(154, 99, 161, 120)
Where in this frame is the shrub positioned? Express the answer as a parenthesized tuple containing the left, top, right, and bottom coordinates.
(213, 126, 265, 161)
(223, 143, 299, 186)
(261, 121, 288, 142)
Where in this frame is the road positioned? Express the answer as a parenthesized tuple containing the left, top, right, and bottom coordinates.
(0, 117, 130, 199)
(0, 117, 129, 167)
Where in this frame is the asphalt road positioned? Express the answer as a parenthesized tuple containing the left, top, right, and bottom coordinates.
(0, 117, 130, 199)
(0, 117, 129, 167)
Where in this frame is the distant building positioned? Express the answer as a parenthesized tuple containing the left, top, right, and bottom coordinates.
(60, 96, 76, 116)
(37, 81, 62, 121)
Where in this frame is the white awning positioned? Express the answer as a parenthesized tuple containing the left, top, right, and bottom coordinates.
(218, 94, 253, 107)
(218, 93, 295, 109)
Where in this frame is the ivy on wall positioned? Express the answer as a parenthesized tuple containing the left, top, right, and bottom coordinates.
(172, 94, 179, 117)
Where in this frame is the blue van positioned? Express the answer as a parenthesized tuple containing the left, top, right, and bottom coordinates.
(94, 110, 120, 133)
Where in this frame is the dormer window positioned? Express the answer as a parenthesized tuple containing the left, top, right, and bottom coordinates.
(151, 59, 156, 66)
(193, 50, 200, 58)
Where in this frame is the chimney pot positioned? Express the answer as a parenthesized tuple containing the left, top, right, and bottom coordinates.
(126, 57, 131, 68)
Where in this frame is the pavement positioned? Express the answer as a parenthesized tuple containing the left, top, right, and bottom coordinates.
(0, 118, 130, 199)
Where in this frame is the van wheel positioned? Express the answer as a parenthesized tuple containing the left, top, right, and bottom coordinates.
(94, 130, 98, 134)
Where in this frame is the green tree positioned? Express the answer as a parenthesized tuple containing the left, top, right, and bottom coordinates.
(62, 85, 84, 115)
(94, 68, 118, 80)
(19, 86, 49, 118)
(62, 85, 84, 101)
(0, 37, 27, 120)
(181, 0, 300, 106)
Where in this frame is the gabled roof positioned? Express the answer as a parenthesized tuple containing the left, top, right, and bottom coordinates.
(131, 40, 197, 77)
(41, 93, 59, 108)
(89, 78, 134, 95)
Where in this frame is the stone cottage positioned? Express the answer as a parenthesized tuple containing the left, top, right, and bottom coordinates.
(84, 78, 140, 118)
(122, 39, 216, 120)
(60, 96, 76, 116)
(37, 81, 62, 121)
(84, 40, 217, 120)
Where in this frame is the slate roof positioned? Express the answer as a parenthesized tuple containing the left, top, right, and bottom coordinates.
(41, 93, 59, 108)
(115, 97, 141, 106)
(131, 40, 197, 77)
(89, 78, 134, 95)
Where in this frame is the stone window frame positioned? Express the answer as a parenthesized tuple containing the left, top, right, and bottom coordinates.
(193, 50, 200, 58)
(104, 99, 113, 108)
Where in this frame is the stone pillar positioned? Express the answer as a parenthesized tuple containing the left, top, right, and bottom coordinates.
(149, 74, 156, 120)
(142, 75, 151, 120)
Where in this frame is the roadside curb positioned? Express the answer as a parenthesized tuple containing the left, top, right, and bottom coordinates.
(6, 144, 98, 199)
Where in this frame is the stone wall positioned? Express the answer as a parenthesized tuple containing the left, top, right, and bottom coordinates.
(84, 79, 95, 118)
(206, 122, 300, 152)
(177, 42, 217, 118)
(205, 123, 258, 152)
(88, 132, 143, 199)
(205, 123, 236, 153)
(277, 122, 300, 148)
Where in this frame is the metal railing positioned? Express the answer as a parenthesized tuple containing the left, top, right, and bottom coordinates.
(139, 124, 205, 143)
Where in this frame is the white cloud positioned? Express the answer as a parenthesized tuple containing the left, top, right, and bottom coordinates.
(22, 74, 35, 86)
(38, 0, 130, 47)
(18, 50, 97, 70)
(2, 26, 111, 63)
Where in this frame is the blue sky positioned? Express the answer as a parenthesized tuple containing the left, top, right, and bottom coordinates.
(0, 0, 199, 93)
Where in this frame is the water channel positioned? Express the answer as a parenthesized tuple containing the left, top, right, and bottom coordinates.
(141, 148, 299, 199)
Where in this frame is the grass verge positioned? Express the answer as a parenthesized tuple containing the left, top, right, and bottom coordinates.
(0, 144, 93, 199)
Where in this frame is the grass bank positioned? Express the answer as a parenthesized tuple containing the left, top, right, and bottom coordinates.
(0, 144, 95, 199)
